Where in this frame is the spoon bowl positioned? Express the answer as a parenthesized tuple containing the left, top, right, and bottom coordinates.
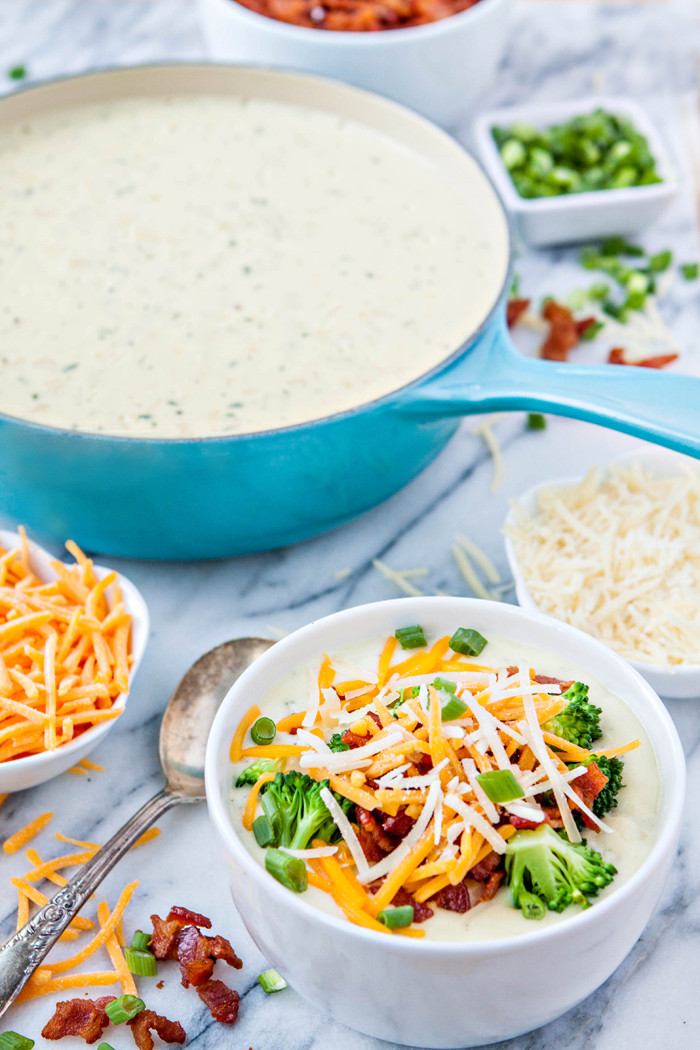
(0, 635, 275, 1017)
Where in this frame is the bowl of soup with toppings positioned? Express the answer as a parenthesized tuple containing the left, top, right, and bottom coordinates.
(205, 597, 684, 1048)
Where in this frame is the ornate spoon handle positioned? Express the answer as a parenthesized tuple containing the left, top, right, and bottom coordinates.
(0, 787, 184, 1017)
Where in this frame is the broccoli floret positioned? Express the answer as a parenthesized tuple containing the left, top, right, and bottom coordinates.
(260, 772, 353, 850)
(329, 733, 350, 753)
(584, 755, 625, 818)
(505, 824, 617, 918)
(543, 682, 602, 750)
(235, 758, 282, 787)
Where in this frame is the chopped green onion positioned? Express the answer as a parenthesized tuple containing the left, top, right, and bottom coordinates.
(395, 625, 427, 650)
(648, 249, 672, 273)
(681, 262, 699, 280)
(440, 695, 468, 721)
(253, 814, 276, 848)
(130, 929, 151, 951)
(476, 769, 525, 804)
(265, 848, 308, 893)
(124, 947, 158, 977)
(579, 319, 604, 342)
(0, 1034, 34, 1050)
(449, 628, 488, 657)
(97, 1044, 116, 1050)
(377, 905, 414, 929)
(8, 66, 27, 81)
(432, 676, 456, 694)
(527, 413, 546, 430)
(258, 967, 288, 993)
(104, 995, 146, 1024)
(600, 236, 644, 257)
(518, 890, 547, 920)
(251, 716, 276, 746)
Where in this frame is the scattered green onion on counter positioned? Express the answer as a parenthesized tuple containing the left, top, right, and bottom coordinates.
(449, 628, 488, 657)
(0, 1034, 34, 1050)
(251, 716, 277, 746)
(124, 947, 158, 977)
(476, 769, 526, 804)
(104, 995, 146, 1024)
(527, 413, 547, 430)
(377, 905, 414, 929)
(258, 967, 288, 993)
(130, 930, 151, 951)
(7, 65, 27, 81)
(395, 625, 427, 650)
(492, 108, 662, 199)
(681, 262, 699, 280)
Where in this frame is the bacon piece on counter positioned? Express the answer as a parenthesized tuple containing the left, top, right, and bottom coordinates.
(197, 979, 241, 1024)
(434, 882, 471, 913)
(42, 996, 115, 1043)
(176, 925, 243, 988)
(608, 347, 678, 368)
(167, 906, 212, 929)
(540, 301, 580, 362)
(127, 1009, 186, 1049)
(391, 886, 434, 923)
(506, 298, 531, 328)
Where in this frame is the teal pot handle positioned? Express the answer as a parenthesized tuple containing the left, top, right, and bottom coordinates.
(399, 314, 700, 457)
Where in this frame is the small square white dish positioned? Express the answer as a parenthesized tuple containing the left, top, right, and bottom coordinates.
(503, 450, 700, 699)
(474, 96, 678, 247)
(0, 530, 149, 792)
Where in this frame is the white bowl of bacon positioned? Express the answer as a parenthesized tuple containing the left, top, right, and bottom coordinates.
(205, 596, 685, 1048)
(0, 528, 149, 792)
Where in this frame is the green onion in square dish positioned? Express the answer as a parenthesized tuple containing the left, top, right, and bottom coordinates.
(492, 108, 662, 199)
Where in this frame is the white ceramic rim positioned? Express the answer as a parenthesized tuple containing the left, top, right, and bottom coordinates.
(202, 0, 507, 46)
(474, 94, 677, 215)
(205, 595, 685, 956)
(0, 529, 150, 782)
(503, 449, 700, 681)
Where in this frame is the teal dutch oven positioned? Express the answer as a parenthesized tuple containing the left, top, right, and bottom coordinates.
(1, 65, 698, 560)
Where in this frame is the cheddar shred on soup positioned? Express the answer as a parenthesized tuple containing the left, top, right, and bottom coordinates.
(229, 626, 660, 941)
(0, 94, 508, 438)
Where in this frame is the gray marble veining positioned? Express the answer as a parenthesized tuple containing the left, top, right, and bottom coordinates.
(0, 1, 699, 1047)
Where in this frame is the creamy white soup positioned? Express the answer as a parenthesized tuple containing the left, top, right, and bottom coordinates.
(229, 633, 660, 942)
(0, 94, 508, 438)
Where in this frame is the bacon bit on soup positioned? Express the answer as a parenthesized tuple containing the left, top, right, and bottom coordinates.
(233, 0, 483, 31)
(608, 347, 678, 368)
(232, 629, 640, 929)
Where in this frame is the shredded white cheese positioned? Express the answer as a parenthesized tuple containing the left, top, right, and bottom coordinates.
(319, 786, 369, 876)
(506, 461, 700, 666)
(357, 781, 442, 884)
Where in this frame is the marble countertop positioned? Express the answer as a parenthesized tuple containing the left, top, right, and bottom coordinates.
(0, 1, 699, 1047)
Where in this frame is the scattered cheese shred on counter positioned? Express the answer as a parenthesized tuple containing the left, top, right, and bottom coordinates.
(506, 461, 700, 666)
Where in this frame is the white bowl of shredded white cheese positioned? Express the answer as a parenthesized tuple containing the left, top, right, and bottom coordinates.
(504, 450, 700, 700)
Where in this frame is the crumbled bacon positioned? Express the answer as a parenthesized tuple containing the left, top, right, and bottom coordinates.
(381, 812, 414, 839)
(479, 870, 504, 902)
(127, 1009, 186, 1049)
(168, 906, 212, 929)
(356, 806, 397, 859)
(608, 347, 678, 368)
(509, 814, 545, 830)
(571, 761, 608, 830)
(532, 674, 573, 689)
(469, 851, 502, 883)
(150, 914, 185, 960)
(540, 300, 580, 362)
(541, 806, 565, 829)
(341, 729, 369, 749)
(176, 925, 243, 988)
(415, 752, 433, 774)
(506, 298, 531, 328)
(367, 711, 382, 729)
(42, 996, 115, 1043)
(434, 882, 471, 913)
(197, 979, 241, 1024)
(391, 886, 433, 923)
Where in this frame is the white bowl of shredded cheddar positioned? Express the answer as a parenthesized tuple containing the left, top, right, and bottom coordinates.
(504, 451, 700, 700)
(205, 596, 684, 1047)
(0, 528, 149, 792)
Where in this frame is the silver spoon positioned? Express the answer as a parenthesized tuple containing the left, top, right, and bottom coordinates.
(0, 636, 274, 1017)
